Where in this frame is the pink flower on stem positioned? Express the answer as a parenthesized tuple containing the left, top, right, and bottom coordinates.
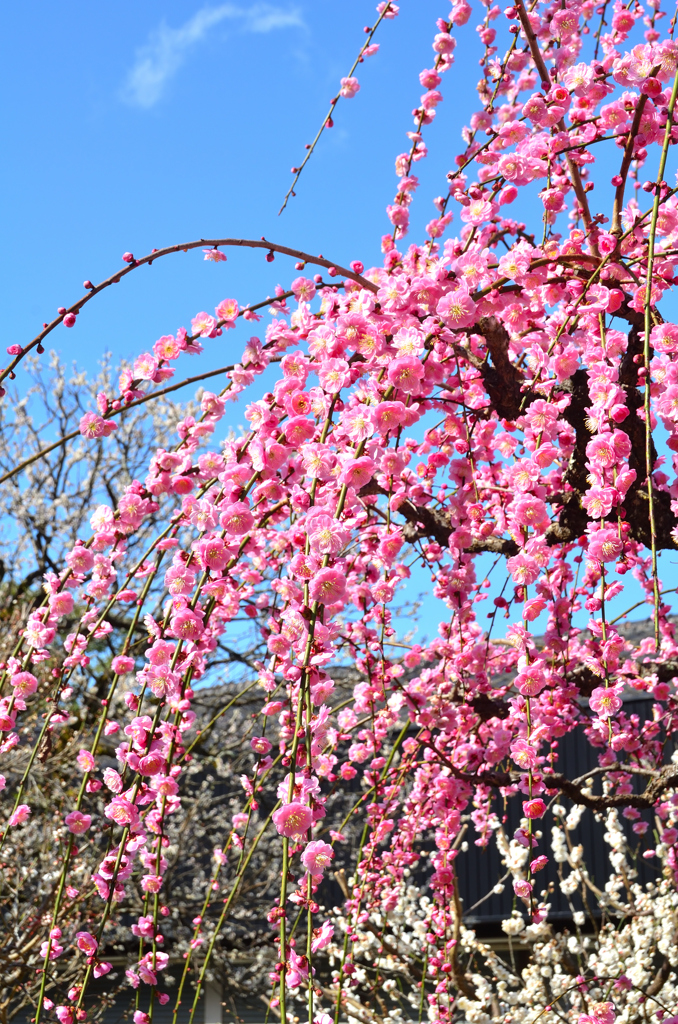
(307, 514, 348, 556)
(76, 931, 98, 955)
(522, 798, 546, 819)
(251, 736, 272, 755)
(8, 804, 31, 827)
(426, 213, 452, 238)
(50, 592, 74, 616)
(66, 544, 93, 572)
(460, 198, 497, 225)
(582, 487, 616, 519)
(191, 312, 217, 338)
(10, 671, 38, 697)
(339, 456, 375, 489)
(65, 810, 92, 834)
(498, 184, 518, 205)
(588, 528, 623, 563)
(141, 874, 163, 893)
(578, 1003, 616, 1024)
(272, 802, 313, 840)
(372, 400, 407, 434)
(286, 948, 309, 986)
(433, 31, 456, 53)
(139, 752, 165, 776)
(79, 413, 117, 439)
(341, 405, 375, 441)
(291, 277, 316, 302)
(597, 233, 618, 256)
(387, 356, 425, 394)
(586, 433, 619, 469)
(436, 288, 477, 329)
(215, 298, 239, 325)
(220, 501, 254, 536)
(289, 553, 319, 579)
(103, 767, 123, 793)
(509, 496, 549, 532)
(318, 358, 351, 394)
(133, 353, 159, 380)
(198, 536, 229, 570)
(386, 204, 410, 229)
(523, 597, 546, 621)
(104, 797, 139, 828)
(339, 77, 360, 98)
(77, 749, 96, 772)
(513, 879, 533, 898)
(111, 655, 135, 675)
(507, 553, 540, 585)
(301, 840, 334, 874)
(589, 686, 623, 719)
(420, 68, 441, 88)
(309, 568, 348, 605)
(515, 665, 546, 697)
(41, 936, 64, 960)
(651, 322, 678, 352)
(311, 922, 335, 954)
(203, 248, 227, 262)
(510, 740, 539, 770)
(169, 608, 205, 642)
(284, 416, 316, 446)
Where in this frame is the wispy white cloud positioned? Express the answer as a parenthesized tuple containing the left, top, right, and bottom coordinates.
(122, 4, 303, 109)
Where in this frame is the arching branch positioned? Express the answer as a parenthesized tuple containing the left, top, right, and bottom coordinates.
(3, 239, 377, 393)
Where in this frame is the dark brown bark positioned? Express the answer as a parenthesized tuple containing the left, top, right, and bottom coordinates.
(423, 739, 678, 810)
(473, 317, 678, 551)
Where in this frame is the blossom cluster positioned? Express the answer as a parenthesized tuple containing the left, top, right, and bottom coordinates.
(2, 1, 678, 1024)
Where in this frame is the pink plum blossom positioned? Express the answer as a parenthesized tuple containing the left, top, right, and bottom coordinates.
(309, 568, 347, 605)
(436, 287, 477, 329)
(339, 77, 360, 98)
(8, 804, 31, 827)
(272, 802, 314, 840)
(301, 840, 334, 874)
(589, 686, 623, 719)
(191, 312, 217, 337)
(510, 740, 538, 770)
(387, 355, 425, 394)
(79, 413, 117, 439)
(65, 811, 92, 834)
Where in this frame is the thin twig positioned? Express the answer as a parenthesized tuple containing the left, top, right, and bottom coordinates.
(0, 282, 299, 487)
(4, 238, 377, 393)
(278, 5, 394, 214)
(514, 0, 598, 254)
(643, 66, 678, 650)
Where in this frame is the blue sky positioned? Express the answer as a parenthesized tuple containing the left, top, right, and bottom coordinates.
(2, 0, 482, 382)
(2, 2, 672, 639)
